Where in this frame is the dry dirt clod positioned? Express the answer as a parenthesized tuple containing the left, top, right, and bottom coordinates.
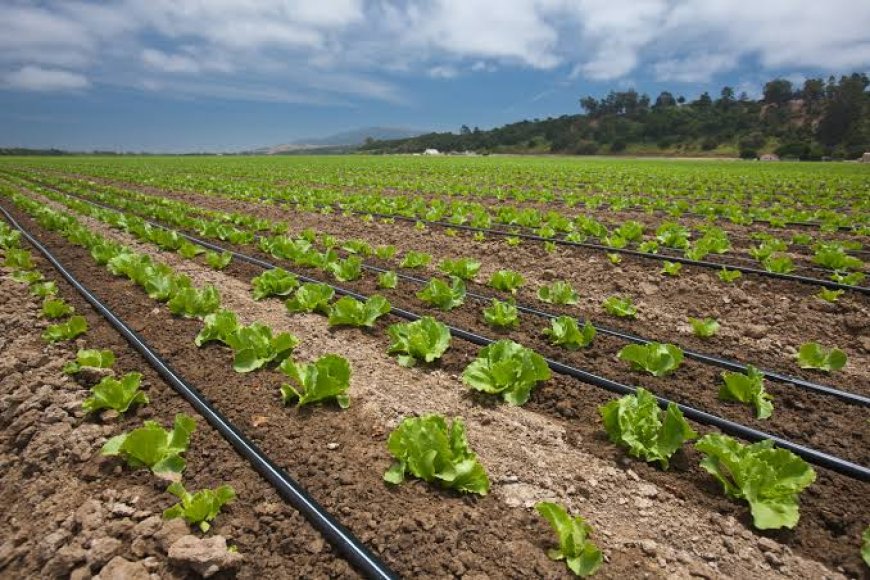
(167, 535, 243, 578)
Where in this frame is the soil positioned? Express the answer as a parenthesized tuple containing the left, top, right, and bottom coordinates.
(2, 189, 868, 578)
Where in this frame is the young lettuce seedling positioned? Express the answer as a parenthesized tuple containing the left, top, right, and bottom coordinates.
(537, 281, 579, 305)
(279, 354, 351, 409)
(163, 483, 236, 533)
(285, 283, 335, 314)
(400, 250, 432, 269)
(488, 270, 525, 294)
(101, 414, 196, 481)
(602, 296, 636, 318)
(462, 340, 551, 406)
(417, 277, 466, 311)
(42, 315, 88, 343)
(483, 299, 520, 330)
(251, 268, 299, 300)
(386, 317, 451, 367)
(719, 365, 773, 419)
(543, 317, 595, 350)
(327, 295, 391, 328)
(795, 342, 847, 372)
(83, 372, 150, 415)
(439, 257, 481, 281)
(42, 297, 75, 319)
(377, 271, 398, 289)
(64, 348, 116, 374)
(618, 343, 684, 377)
(688, 317, 720, 338)
(536, 502, 603, 578)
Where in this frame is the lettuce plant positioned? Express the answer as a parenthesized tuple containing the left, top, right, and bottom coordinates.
(795, 342, 847, 372)
(488, 270, 524, 294)
(195, 310, 239, 347)
(328, 256, 362, 282)
(144, 270, 190, 302)
(377, 271, 398, 289)
(251, 268, 299, 300)
(617, 343, 683, 377)
(177, 241, 204, 259)
(762, 254, 794, 274)
(279, 354, 351, 408)
(400, 250, 432, 269)
(813, 244, 862, 271)
(439, 258, 481, 280)
(224, 322, 299, 372)
(462, 340, 551, 406)
(11, 270, 43, 284)
(163, 483, 236, 533)
(417, 277, 466, 311)
(602, 296, 636, 318)
(3, 248, 33, 270)
(42, 297, 74, 319)
(816, 288, 844, 303)
(695, 434, 816, 529)
(83, 372, 149, 415)
(537, 281, 579, 305)
(830, 271, 865, 286)
(342, 239, 372, 256)
(536, 502, 603, 577)
(204, 250, 233, 270)
(606, 253, 621, 265)
(30, 281, 58, 298)
(661, 261, 682, 276)
(327, 295, 391, 328)
(719, 366, 773, 419)
(384, 414, 489, 495)
(718, 268, 742, 283)
(375, 245, 397, 260)
(64, 348, 116, 374)
(387, 316, 451, 367)
(285, 283, 335, 314)
(544, 317, 595, 350)
(616, 220, 643, 242)
(102, 414, 196, 481)
(167, 285, 220, 319)
(688, 317, 720, 338)
(43, 315, 88, 343)
(483, 299, 519, 330)
(599, 388, 697, 469)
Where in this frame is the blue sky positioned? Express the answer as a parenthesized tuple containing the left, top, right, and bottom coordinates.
(1, 1, 868, 152)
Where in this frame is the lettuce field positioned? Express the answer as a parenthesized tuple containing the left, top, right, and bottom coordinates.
(0, 155, 868, 578)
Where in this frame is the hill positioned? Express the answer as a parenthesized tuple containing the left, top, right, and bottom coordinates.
(253, 127, 425, 154)
(360, 73, 870, 160)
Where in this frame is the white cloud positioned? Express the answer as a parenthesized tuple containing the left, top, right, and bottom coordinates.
(3, 65, 89, 91)
(428, 65, 459, 79)
(653, 53, 739, 83)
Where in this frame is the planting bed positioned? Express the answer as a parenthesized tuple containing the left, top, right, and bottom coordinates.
(0, 155, 868, 579)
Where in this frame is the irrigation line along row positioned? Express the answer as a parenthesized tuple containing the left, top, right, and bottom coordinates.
(11, 191, 861, 483)
(0, 203, 398, 580)
(25, 178, 868, 408)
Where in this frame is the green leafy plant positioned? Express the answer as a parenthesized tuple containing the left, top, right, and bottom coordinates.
(718, 268, 742, 283)
(400, 250, 432, 269)
(606, 253, 622, 265)
(42, 315, 88, 343)
(536, 502, 603, 578)
(328, 256, 363, 282)
(177, 241, 204, 259)
(439, 257, 481, 280)
(762, 254, 794, 274)
(417, 277, 466, 311)
(830, 271, 865, 286)
(101, 414, 196, 481)
(42, 297, 74, 319)
(377, 270, 398, 289)
(862, 526, 870, 567)
(688, 317, 720, 338)
(251, 268, 299, 300)
(488, 270, 524, 294)
(4, 248, 33, 270)
(661, 261, 682, 276)
(327, 295, 391, 328)
(30, 281, 58, 298)
(816, 288, 844, 303)
(375, 245, 397, 260)
(695, 434, 816, 529)
(204, 250, 233, 270)
(537, 281, 579, 305)
(462, 339, 551, 405)
(638, 240, 659, 254)
(64, 348, 116, 374)
(602, 296, 636, 318)
(813, 244, 862, 271)
(167, 285, 220, 318)
(386, 317, 451, 367)
(505, 236, 521, 247)
(618, 343, 684, 376)
(279, 354, 351, 408)
(342, 239, 372, 256)
(83, 372, 149, 415)
(383, 414, 489, 495)
(795, 342, 847, 372)
(11, 270, 43, 284)
(163, 483, 236, 533)
(543, 317, 596, 350)
(483, 299, 519, 330)
(719, 366, 773, 419)
(599, 388, 697, 469)
(224, 322, 299, 373)
(194, 309, 239, 347)
(285, 283, 335, 314)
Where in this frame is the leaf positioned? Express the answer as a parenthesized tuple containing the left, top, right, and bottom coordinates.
(536, 502, 603, 577)
(101, 414, 196, 481)
(327, 295, 391, 328)
(602, 296, 636, 318)
(462, 340, 551, 406)
(42, 315, 88, 343)
(285, 283, 335, 314)
(718, 269, 742, 283)
(537, 281, 579, 305)
(384, 414, 489, 495)
(194, 310, 239, 347)
(719, 366, 773, 419)
(488, 270, 524, 294)
(795, 342, 847, 372)
(205, 250, 233, 270)
(30, 281, 58, 297)
(224, 322, 299, 373)
(387, 317, 451, 366)
(400, 250, 432, 269)
(439, 258, 481, 280)
(483, 299, 519, 329)
(598, 388, 697, 469)
(661, 261, 682, 276)
(544, 317, 596, 350)
(416, 277, 466, 311)
(695, 434, 816, 529)
(377, 271, 398, 289)
(328, 256, 363, 282)
(42, 297, 74, 319)
(251, 268, 298, 300)
(167, 285, 220, 319)
(617, 343, 684, 377)
(82, 372, 149, 414)
(64, 348, 116, 374)
(279, 354, 351, 408)
(163, 482, 236, 533)
(688, 317, 720, 338)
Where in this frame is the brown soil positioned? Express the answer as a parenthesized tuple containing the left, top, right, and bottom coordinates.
(2, 193, 868, 578)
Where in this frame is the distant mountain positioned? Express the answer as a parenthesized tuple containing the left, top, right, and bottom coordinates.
(253, 127, 426, 154)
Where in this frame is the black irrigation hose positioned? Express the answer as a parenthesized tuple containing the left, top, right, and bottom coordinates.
(24, 196, 863, 483)
(24, 179, 870, 408)
(0, 204, 398, 580)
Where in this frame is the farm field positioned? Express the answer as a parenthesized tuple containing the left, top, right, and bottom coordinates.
(0, 155, 868, 579)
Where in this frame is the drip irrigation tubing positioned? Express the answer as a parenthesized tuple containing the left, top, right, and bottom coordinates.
(7, 195, 864, 482)
(23, 178, 869, 408)
(0, 203, 399, 580)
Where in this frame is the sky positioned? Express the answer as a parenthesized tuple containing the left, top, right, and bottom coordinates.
(1, 0, 869, 152)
